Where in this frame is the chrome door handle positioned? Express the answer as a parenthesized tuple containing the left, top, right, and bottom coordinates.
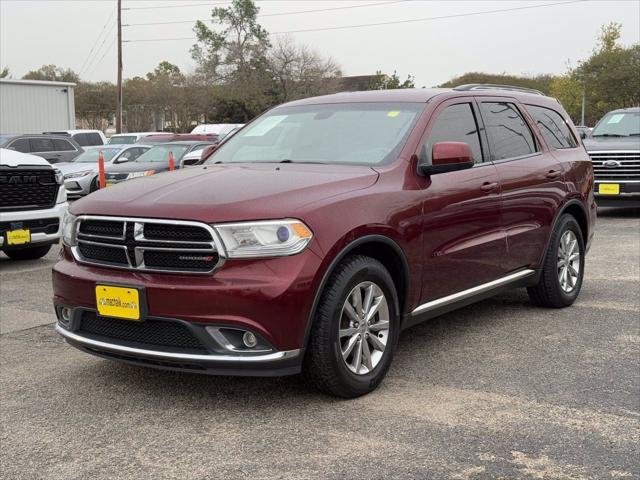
(546, 170, 561, 179)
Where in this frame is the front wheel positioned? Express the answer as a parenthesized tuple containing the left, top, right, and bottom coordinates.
(304, 255, 400, 398)
(528, 214, 585, 308)
(4, 244, 52, 260)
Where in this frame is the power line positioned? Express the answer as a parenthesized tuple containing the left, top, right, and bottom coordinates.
(122, 1, 230, 10)
(123, 0, 586, 42)
(78, 8, 116, 75)
(87, 36, 118, 77)
(123, 1, 405, 27)
(84, 23, 117, 76)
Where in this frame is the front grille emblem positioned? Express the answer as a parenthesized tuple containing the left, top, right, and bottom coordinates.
(603, 160, 622, 168)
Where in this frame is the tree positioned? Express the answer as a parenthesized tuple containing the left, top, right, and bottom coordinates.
(23, 64, 80, 83)
(75, 81, 116, 130)
(269, 36, 342, 103)
(0, 66, 9, 79)
(439, 72, 554, 93)
(368, 71, 415, 90)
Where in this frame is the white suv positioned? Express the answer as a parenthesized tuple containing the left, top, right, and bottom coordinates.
(0, 149, 68, 260)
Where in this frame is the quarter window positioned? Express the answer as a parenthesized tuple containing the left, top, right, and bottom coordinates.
(527, 105, 577, 149)
(480, 102, 537, 160)
(29, 138, 55, 153)
(423, 103, 483, 164)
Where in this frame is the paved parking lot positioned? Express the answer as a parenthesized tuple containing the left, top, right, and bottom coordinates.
(1, 208, 638, 479)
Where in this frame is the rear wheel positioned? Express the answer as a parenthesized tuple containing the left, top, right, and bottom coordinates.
(304, 255, 399, 398)
(528, 214, 585, 308)
(4, 245, 52, 260)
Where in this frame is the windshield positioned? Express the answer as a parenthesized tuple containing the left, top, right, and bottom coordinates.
(135, 145, 189, 163)
(206, 103, 424, 165)
(592, 111, 640, 137)
(0, 135, 13, 147)
(73, 148, 121, 163)
(108, 135, 136, 144)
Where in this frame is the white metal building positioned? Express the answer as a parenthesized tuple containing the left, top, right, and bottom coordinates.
(0, 79, 76, 134)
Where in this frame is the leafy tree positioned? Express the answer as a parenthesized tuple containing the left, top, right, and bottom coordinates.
(23, 64, 80, 83)
(368, 71, 415, 90)
(0, 66, 9, 79)
(549, 75, 584, 123)
(75, 81, 116, 130)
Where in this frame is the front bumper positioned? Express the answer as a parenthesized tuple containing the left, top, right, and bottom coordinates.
(64, 174, 95, 197)
(53, 247, 324, 376)
(0, 201, 68, 250)
(55, 323, 302, 376)
(594, 180, 640, 208)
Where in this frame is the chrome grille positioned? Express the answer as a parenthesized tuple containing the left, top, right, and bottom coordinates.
(72, 216, 223, 274)
(589, 150, 640, 181)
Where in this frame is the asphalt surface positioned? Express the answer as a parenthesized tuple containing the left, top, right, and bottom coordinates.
(1, 208, 638, 480)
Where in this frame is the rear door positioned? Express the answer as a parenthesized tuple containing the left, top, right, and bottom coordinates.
(417, 99, 507, 303)
(477, 97, 566, 271)
(52, 138, 79, 162)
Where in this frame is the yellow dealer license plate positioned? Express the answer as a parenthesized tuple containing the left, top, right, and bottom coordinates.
(96, 285, 141, 320)
(599, 183, 620, 195)
(6, 229, 31, 246)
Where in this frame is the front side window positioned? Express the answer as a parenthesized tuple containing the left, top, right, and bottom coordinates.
(8, 138, 30, 152)
(422, 103, 483, 164)
(591, 111, 640, 137)
(29, 138, 55, 153)
(527, 105, 577, 149)
(480, 102, 537, 160)
(207, 103, 424, 166)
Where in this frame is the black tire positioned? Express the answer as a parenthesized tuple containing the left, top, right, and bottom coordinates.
(303, 255, 400, 398)
(527, 214, 585, 308)
(4, 244, 52, 260)
(89, 176, 99, 193)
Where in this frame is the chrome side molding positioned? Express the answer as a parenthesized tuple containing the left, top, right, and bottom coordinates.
(411, 269, 535, 316)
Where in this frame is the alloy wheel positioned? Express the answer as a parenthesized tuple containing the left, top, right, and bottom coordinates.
(339, 281, 390, 375)
(557, 230, 580, 293)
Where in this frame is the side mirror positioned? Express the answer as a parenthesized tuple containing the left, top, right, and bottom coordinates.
(579, 131, 587, 139)
(180, 158, 199, 168)
(418, 142, 475, 176)
(200, 144, 217, 162)
(115, 157, 130, 164)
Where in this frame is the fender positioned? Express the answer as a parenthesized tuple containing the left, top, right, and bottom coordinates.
(302, 234, 410, 349)
(539, 198, 590, 267)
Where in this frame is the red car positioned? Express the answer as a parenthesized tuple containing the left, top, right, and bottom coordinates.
(53, 85, 595, 397)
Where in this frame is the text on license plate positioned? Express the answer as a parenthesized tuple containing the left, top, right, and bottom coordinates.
(95, 285, 141, 320)
(598, 183, 620, 195)
(6, 229, 31, 245)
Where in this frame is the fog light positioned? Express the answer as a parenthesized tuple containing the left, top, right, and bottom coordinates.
(242, 331, 258, 348)
(61, 307, 72, 321)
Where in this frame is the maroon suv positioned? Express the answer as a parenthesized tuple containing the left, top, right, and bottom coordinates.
(54, 85, 595, 397)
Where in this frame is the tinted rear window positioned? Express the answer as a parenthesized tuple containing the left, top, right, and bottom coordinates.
(29, 138, 55, 152)
(480, 102, 537, 160)
(527, 105, 577, 149)
(108, 135, 136, 144)
(52, 139, 76, 151)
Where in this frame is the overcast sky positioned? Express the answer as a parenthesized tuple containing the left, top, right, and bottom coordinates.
(1, 0, 639, 87)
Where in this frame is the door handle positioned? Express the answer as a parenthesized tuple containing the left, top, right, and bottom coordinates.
(480, 182, 499, 193)
(546, 170, 561, 179)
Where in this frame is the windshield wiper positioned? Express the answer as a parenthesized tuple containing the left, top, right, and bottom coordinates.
(627, 133, 640, 136)
(592, 133, 626, 137)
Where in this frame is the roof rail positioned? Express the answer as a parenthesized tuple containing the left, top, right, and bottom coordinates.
(453, 84, 545, 96)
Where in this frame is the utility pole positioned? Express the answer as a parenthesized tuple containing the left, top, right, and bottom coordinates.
(580, 88, 586, 126)
(116, 0, 123, 133)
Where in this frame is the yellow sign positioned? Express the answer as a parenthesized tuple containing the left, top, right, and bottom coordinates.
(96, 285, 141, 320)
(6, 229, 31, 246)
(387, 111, 400, 118)
(598, 183, 620, 195)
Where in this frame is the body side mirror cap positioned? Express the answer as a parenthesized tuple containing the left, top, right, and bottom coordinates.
(418, 142, 475, 176)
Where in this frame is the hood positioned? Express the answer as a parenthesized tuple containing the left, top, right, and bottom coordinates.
(56, 162, 97, 175)
(72, 163, 379, 223)
(584, 136, 640, 152)
(0, 148, 52, 168)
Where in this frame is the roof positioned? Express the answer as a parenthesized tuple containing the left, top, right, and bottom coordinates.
(609, 107, 640, 113)
(0, 78, 76, 87)
(280, 87, 562, 110)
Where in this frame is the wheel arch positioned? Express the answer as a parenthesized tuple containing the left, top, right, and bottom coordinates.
(303, 234, 410, 349)
(540, 199, 589, 265)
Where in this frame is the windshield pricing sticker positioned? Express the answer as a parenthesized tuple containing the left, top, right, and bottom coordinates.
(607, 114, 624, 124)
(387, 111, 400, 118)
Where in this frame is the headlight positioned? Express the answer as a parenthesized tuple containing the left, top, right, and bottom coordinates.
(64, 170, 93, 179)
(53, 168, 64, 185)
(213, 219, 313, 258)
(127, 170, 155, 179)
(61, 211, 78, 246)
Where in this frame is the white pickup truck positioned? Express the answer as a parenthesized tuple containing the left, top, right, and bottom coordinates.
(0, 148, 68, 260)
